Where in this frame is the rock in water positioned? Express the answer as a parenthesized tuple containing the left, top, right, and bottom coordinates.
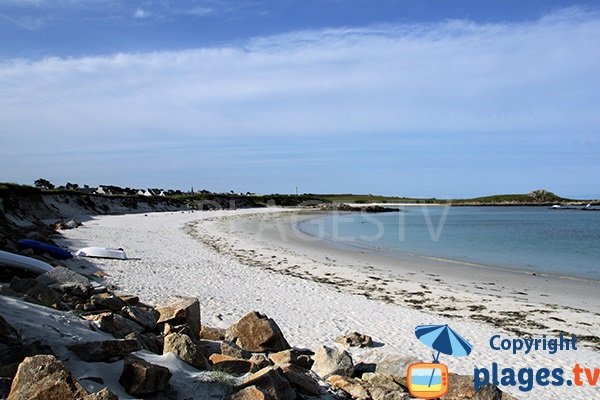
(226, 311, 290, 352)
(8, 355, 87, 400)
(311, 345, 354, 379)
(119, 356, 172, 397)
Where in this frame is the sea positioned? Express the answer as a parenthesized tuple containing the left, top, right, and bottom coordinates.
(297, 206, 600, 280)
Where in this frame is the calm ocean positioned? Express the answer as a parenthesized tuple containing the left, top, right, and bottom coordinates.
(297, 206, 600, 280)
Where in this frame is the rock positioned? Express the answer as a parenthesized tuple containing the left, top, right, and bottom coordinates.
(335, 332, 373, 348)
(326, 375, 370, 400)
(354, 362, 377, 378)
(0, 286, 23, 301)
(226, 311, 290, 352)
(0, 340, 53, 373)
(441, 374, 475, 400)
(163, 333, 210, 370)
(230, 385, 270, 400)
(58, 220, 80, 230)
(196, 339, 221, 358)
(361, 372, 402, 392)
(121, 305, 159, 331)
(370, 386, 406, 400)
(375, 354, 421, 378)
(248, 353, 272, 370)
(221, 340, 251, 359)
(0, 377, 12, 398)
(119, 355, 172, 397)
(311, 345, 354, 379)
(125, 332, 164, 354)
(209, 354, 255, 375)
(8, 355, 87, 400)
(83, 388, 119, 400)
(81, 312, 144, 338)
(444, 374, 507, 400)
(269, 349, 313, 369)
(157, 297, 201, 338)
(200, 325, 226, 340)
(68, 339, 141, 362)
(0, 315, 18, 343)
(118, 295, 139, 306)
(9, 277, 63, 309)
(163, 322, 195, 337)
(36, 267, 92, 298)
(209, 353, 236, 363)
(473, 384, 505, 400)
(89, 293, 128, 312)
(0, 363, 19, 379)
(239, 366, 296, 400)
(280, 363, 321, 395)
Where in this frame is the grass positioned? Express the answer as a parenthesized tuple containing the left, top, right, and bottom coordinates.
(452, 190, 571, 204)
(1, 182, 591, 207)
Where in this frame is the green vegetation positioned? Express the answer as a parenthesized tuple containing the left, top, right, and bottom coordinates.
(0, 182, 42, 196)
(452, 189, 571, 204)
(1, 181, 592, 207)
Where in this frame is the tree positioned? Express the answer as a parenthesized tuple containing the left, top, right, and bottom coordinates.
(34, 178, 55, 190)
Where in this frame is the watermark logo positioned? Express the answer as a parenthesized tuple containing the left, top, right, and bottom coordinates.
(474, 334, 598, 393)
(407, 324, 473, 399)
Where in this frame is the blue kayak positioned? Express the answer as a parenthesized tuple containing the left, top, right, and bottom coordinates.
(17, 239, 73, 260)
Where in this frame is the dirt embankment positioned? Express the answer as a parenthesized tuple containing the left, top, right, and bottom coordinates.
(0, 185, 190, 252)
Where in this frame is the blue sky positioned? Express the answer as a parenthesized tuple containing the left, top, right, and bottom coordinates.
(1, 1, 599, 198)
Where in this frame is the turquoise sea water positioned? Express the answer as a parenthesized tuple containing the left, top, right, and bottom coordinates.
(297, 206, 600, 280)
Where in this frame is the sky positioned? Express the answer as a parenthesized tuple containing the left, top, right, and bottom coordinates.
(0, 1, 599, 198)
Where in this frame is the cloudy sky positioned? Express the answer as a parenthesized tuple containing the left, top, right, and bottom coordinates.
(1, 1, 599, 198)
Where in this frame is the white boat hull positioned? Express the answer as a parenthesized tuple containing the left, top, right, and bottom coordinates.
(75, 247, 127, 260)
(0, 250, 54, 275)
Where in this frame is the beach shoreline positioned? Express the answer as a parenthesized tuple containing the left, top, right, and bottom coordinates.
(58, 208, 600, 399)
(195, 209, 599, 346)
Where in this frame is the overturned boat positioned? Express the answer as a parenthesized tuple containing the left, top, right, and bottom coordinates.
(0, 250, 54, 275)
(75, 247, 127, 260)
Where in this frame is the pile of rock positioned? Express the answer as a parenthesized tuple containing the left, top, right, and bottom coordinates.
(1, 261, 515, 399)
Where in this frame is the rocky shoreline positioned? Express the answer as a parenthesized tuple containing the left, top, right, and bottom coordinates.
(1, 265, 514, 400)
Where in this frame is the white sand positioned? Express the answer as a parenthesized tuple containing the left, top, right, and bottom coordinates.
(57, 208, 599, 400)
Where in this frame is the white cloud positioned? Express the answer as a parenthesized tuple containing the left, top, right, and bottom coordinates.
(133, 7, 148, 19)
(186, 5, 212, 17)
(1, 8, 599, 156)
(0, 12, 43, 29)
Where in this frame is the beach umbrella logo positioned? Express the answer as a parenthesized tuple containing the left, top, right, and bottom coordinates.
(407, 324, 473, 399)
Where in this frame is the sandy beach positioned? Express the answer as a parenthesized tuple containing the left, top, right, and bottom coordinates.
(58, 208, 599, 399)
